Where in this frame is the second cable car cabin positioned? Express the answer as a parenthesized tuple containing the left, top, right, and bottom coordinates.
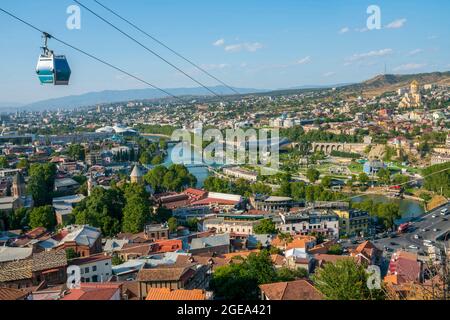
(36, 33, 71, 85)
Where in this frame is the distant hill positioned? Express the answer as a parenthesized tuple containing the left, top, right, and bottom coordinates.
(2, 71, 449, 111)
(12, 86, 266, 111)
(0, 102, 23, 110)
(340, 71, 450, 97)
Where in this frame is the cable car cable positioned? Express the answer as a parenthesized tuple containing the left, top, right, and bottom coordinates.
(74, 0, 223, 99)
(0, 7, 190, 104)
(92, 0, 240, 96)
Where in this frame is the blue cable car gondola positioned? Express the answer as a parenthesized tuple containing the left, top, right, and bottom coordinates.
(36, 32, 71, 85)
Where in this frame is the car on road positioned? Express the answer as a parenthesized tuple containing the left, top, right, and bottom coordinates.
(432, 214, 437, 218)
(441, 208, 448, 216)
(390, 242, 398, 246)
(414, 234, 421, 239)
(421, 228, 428, 232)
(408, 245, 418, 250)
(433, 228, 439, 232)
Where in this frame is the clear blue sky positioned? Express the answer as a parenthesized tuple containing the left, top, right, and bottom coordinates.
(0, 0, 449, 104)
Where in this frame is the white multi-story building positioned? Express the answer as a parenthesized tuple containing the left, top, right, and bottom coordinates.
(202, 217, 259, 235)
(70, 254, 113, 283)
(273, 210, 340, 238)
(223, 166, 258, 182)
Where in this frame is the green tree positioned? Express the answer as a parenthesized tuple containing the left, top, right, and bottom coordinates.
(276, 267, 308, 281)
(210, 251, 277, 300)
(0, 156, 8, 169)
(251, 182, 272, 196)
(358, 173, 369, 185)
(67, 144, 85, 161)
(327, 244, 343, 255)
(29, 205, 56, 230)
(378, 203, 401, 230)
(139, 151, 153, 165)
(144, 165, 168, 192)
(321, 176, 333, 188)
(65, 248, 79, 260)
(112, 254, 124, 266)
(377, 168, 391, 186)
(203, 176, 231, 193)
(168, 217, 178, 233)
(254, 219, 277, 234)
(73, 187, 124, 236)
(185, 218, 199, 231)
(28, 163, 57, 206)
(306, 168, 320, 183)
(422, 162, 450, 197)
(9, 207, 29, 229)
(16, 158, 29, 170)
(151, 154, 164, 165)
(313, 259, 384, 300)
(290, 182, 306, 201)
(277, 232, 294, 250)
(122, 183, 151, 233)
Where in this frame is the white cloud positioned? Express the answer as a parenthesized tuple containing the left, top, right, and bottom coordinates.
(200, 63, 230, 71)
(213, 39, 225, 47)
(394, 63, 427, 72)
(339, 27, 350, 34)
(323, 72, 336, 77)
(224, 42, 263, 53)
(355, 27, 368, 33)
(386, 18, 407, 29)
(348, 48, 393, 61)
(296, 56, 311, 65)
(408, 48, 424, 56)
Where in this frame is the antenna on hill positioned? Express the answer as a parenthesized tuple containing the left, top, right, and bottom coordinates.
(384, 63, 387, 75)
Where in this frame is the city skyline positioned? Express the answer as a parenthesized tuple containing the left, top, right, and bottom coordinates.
(0, 0, 449, 105)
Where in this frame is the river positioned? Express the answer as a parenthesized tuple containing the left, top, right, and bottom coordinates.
(352, 194, 425, 223)
(146, 135, 210, 188)
(147, 135, 426, 220)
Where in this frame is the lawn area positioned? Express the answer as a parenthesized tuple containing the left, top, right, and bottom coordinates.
(348, 163, 363, 174)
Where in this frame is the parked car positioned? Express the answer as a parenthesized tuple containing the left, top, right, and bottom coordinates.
(408, 245, 418, 250)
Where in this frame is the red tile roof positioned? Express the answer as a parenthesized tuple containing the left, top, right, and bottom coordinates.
(146, 288, 206, 300)
(259, 280, 323, 300)
(191, 198, 239, 206)
(0, 288, 29, 300)
(61, 283, 121, 300)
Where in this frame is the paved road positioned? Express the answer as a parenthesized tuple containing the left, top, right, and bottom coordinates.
(374, 203, 450, 254)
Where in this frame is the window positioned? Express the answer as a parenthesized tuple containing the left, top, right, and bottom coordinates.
(85, 267, 89, 273)
(92, 266, 97, 272)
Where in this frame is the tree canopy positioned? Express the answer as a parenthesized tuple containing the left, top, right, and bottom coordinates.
(73, 187, 124, 236)
(28, 163, 57, 206)
(29, 205, 56, 230)
(313, 259, 385, 300)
